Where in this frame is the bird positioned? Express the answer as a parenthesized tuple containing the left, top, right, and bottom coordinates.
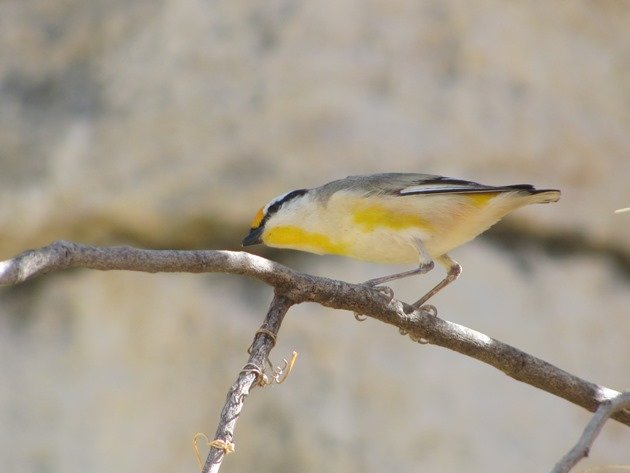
(242, 173, 560, 309)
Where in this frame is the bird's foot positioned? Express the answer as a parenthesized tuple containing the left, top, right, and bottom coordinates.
(416, 304, 437, 317)
(399, 304, 436, 343)
(353, 284, 395, 322)
(369, 284, 395, 303)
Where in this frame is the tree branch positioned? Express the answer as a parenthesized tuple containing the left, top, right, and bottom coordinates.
(1, 240, 628, 430)
(551, 391, 630, 473)
(202, 293, 294, 473)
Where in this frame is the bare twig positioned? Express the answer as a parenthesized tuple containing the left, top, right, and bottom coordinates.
(1, 241, 628, 431)
(202, 293, 294, 473)
(551, 392, 630, 473)
(551, 391, 630, 473)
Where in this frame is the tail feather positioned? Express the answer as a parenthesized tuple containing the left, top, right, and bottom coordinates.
(525, 189, 561, 204)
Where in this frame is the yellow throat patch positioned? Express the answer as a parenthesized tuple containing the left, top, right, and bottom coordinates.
(264, 226, 348, 255)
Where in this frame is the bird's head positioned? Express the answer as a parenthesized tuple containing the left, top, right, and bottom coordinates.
(242, 189, 309, 246)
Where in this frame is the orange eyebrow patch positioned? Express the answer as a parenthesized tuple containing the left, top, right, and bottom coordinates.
(250, 207, 265, 228)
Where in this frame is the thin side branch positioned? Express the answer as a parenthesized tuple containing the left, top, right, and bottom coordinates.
(551, 391, 630, 473)
(203, 293, 294, 473)
(1, 241, 628, 427)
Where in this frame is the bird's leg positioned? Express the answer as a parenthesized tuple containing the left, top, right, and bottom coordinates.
(363, 238, 435, 287)
(362, 261, 435, 287)
(412, 254, 462, 309)
(360, 239, 434, 306)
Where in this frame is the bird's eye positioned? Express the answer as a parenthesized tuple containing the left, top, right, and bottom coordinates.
(251, 189, 307, 229)
(267, 201, 282, 214)
(264, 192, 295, 217)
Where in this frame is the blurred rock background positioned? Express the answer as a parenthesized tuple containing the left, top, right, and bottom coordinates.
(0, 1, 628, 472)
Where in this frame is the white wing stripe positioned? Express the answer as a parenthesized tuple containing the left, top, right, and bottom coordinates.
(400, 184, 488, 194)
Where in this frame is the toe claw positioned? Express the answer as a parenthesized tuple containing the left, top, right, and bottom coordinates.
(410, 334, 430, 344)
(372, 285, 394, 302)
(417, 304, 437, 316)
(354, 284, 395, 321)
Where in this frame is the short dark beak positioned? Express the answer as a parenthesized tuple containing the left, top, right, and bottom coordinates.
(242, 227, 263, 246)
